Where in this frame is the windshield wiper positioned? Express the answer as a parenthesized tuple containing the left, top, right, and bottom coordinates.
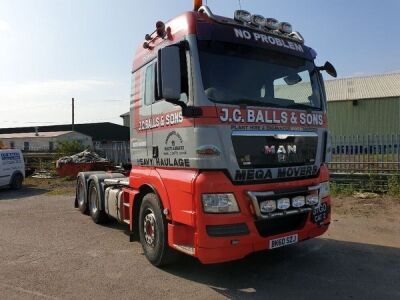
(234, 99, 284, 108)
(286, 103, 319, 111)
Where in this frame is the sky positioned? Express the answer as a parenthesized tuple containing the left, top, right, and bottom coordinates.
(0, 0, 399, 128)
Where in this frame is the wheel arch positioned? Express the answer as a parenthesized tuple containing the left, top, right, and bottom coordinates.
(132, 183, 166, 235)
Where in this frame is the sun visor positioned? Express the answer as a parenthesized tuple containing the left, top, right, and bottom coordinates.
(197, 22, 313, 60)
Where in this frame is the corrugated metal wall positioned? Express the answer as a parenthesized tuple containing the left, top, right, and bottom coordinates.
(327, 97, 400, 136)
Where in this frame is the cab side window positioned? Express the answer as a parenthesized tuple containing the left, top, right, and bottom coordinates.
(144, 63, 155, 106)
(179, 48, 189, 102)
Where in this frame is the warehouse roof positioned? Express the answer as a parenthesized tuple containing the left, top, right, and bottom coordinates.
(325, 72, 400, 101)
(0, 122, 129, 141)
(0, 131, 80, 139)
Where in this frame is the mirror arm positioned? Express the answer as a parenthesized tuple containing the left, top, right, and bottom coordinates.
(165, 99, 203, 117)
(165, 98, 187, 108)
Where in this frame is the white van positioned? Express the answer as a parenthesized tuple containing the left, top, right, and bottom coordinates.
(0, 149, 25, 189)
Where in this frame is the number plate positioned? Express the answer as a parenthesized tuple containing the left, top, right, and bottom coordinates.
(269, 234, 298, 249)
(312, 203, 330, 224)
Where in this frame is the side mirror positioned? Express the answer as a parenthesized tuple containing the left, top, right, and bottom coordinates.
(157, 46, 181, 101)
(318, 61, 337, 78)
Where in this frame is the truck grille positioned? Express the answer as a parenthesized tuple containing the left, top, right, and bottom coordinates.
(232, 131, 318, 169)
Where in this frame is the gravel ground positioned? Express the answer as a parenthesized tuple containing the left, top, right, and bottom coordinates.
(0, 187, 399, 300)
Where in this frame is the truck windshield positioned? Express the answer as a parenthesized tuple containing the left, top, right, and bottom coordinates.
(198, 41, 323, 110)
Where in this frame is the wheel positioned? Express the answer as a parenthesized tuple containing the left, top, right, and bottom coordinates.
(88, 180, 108, 224)
(10, 173, 23, 190)
(76, 177, 88, 214)
(139, 193, 179, 267)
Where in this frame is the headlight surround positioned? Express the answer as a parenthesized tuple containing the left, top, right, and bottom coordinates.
(320, 181, 330, 198)
(202, 193, 239, 213)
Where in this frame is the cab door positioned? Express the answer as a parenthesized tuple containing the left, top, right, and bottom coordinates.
(147, 46, 192, 163)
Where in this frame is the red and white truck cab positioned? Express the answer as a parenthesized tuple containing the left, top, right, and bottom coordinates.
(75, 1, 337, 266)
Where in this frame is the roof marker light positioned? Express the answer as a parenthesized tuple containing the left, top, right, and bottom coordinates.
(234, 10, 252, 23)
(265, 18, 279, 30)
(279, 22, 292, 34)
(250, 14, 266, 27)
(193, 0, 202, 11)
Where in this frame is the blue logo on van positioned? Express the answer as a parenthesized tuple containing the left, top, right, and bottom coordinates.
(1, 152, 21, 162)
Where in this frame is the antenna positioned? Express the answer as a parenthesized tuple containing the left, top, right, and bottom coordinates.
(238, 0, 242, 9)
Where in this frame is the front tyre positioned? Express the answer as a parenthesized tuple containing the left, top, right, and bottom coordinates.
(139, 193, 178, 267)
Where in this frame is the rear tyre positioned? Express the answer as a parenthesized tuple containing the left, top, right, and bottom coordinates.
(139, 193, 179, 267)
(88, 180, 108, 224)
(10, 173, 23, 190)
(76, 176, 88, 214)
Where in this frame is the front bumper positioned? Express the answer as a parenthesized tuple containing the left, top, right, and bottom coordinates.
(190, 166, 331, 264)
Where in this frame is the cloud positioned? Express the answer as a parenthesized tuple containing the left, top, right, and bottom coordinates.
(0, 79, 127, 127)
(0, 79, 116, 100)
(0, 19, 11, 33)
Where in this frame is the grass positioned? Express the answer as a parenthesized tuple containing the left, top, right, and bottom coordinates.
(330, 182, 356, 197)
(24, 176, 76, 195)
(387, 176, 400, 196)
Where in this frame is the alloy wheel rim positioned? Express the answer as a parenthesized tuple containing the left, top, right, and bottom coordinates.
(90, 188, 98, 215)
(143, 210, 156, 247)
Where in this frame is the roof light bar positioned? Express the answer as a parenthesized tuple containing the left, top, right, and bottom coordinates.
(265, 18, 279, 30)
(250, 14, 265, 27)
(232, 10, 301, 41)
(279, 22, 292, 34)
(234, 10, 252, 23)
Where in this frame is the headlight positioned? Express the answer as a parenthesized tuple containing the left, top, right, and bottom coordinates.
(320, 181, 330, 198)
(202, 193, 239, 213)
(260, 200, 276, 213)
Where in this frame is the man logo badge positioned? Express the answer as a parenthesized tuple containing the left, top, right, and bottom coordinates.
(264, 145, 297, 162)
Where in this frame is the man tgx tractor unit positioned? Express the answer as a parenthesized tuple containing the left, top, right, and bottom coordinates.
(75, 1, 337, 266)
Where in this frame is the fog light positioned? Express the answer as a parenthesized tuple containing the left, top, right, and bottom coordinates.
(306, 194, 320, 206)
(277, 198, 290, 210)
(260, 200, 276, 213)
(292, 196, 305, 208)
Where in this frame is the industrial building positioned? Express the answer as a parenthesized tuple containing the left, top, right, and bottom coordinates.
(0, 131, 92, 152)
(325, 72, 400, 137)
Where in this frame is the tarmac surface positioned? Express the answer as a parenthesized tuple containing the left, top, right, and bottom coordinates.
(0, 187, 399, 299)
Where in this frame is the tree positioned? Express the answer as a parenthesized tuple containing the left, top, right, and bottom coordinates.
(57, 140, 85, 156)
